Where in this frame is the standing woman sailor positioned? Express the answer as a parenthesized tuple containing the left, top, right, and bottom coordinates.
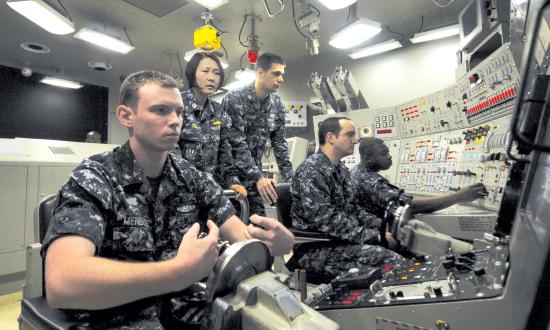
(178, 52, 247, 198)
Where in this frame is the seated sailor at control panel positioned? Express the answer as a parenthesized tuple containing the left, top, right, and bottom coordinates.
(351, 137, 488, 218)
(41, 70, 294, 328)
(288, 117, 404, 280)
(177, 52, 247, 199)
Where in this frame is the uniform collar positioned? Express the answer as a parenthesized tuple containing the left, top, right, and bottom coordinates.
(357, 162, 378, 173)
(244, 81, 274, 105)
(182, 89, 215, 119)
(113, 141, 186, 188)
(316, 149, 345, 173)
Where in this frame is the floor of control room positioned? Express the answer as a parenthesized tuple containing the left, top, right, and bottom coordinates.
(0, 292, 21, 330)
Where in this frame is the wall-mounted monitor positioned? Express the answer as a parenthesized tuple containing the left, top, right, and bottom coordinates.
(459, 0, 497, 51)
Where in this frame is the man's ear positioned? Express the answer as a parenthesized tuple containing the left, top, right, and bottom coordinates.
(256, 67, 264, 77)
(117, 105, 134, 128)
(326, 132, 336, 145)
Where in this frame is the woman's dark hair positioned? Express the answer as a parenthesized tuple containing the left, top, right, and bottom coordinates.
(185, 52, 225, 89)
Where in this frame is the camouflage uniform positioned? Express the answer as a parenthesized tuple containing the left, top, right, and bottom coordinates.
(177, 89, 241, 188)
(288, 151, 404, 279)
(41, 141, 235, 329)
(350, 164, 413, 219)
(222, 82, 293, 215)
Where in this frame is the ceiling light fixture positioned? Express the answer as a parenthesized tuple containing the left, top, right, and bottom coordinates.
(224, 79, 250, 91)
(40, 77, 83, 89)
(329, 18, 382, 49)
(317, 0, 357, 10)
(234, 68, 255, 82)
(7, 0, 74, 35)
(193, 0, 229, 10)
(410, 24, 460, 44)
(74, 28, 135, 54)
(349, 39, 403, 59)
(183, 48, 229, 69)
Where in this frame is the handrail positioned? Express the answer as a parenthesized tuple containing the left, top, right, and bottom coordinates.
(223, 190, 249, 224)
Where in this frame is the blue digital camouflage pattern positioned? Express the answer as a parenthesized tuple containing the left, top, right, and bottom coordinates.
(350, 164, 413, 219)
(41, 141, 235, 328)
(289, 151, 404, 278)
(177, 89, 241, 188)
(222, 82, 293, 215)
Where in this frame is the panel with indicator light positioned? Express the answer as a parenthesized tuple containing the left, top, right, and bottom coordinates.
(312, 44, 517, 211)
(456, 45, 520, 125)
(310, 244, 509, 310)
(374, 110, 398, 139)
(395, 44, 519, 138)
(394, 115, 511, 211)
(283, 101, 307, 127)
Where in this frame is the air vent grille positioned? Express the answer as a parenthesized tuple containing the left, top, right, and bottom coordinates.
(48, 146, 75, 155)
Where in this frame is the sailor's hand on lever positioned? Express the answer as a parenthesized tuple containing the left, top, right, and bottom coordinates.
(244, 214, 294, 256)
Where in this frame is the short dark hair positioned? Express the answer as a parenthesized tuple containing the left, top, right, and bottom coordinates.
(185, 52, 225, 89)
(359, 137, 385, 158)
(120, 70, 180, 109)
(359, 137, 386, 169)
(255, 52, 285, 71)
(318, 116, 352, 145)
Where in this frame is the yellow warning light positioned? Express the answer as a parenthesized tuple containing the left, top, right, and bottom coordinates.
(194, 25, 220, 51)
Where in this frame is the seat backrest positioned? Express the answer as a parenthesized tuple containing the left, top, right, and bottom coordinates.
(38, 195, 57, 243)
(275, 183, 293, 228)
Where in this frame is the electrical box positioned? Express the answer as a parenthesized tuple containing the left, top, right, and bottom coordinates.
(284, 101, 307, 127)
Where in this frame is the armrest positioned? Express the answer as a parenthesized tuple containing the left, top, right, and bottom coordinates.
(19, 297, 88, 330)
(292, 230, 333, 244)
(23, 243, 43, 300)
(397, 220, 473, 256)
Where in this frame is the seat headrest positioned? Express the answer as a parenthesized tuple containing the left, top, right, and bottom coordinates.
(39, 195, 57, 242)
(275, 183, 292, 228)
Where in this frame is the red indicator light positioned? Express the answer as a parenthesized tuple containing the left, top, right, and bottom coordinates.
(247, 49, 259, 64)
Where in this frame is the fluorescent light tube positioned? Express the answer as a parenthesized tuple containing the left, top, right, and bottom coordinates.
(184, 48, 228, 68)
(74, 28, 135, 54)
(317, 0, 357, 10)
(329, 18, 382, 49)
(349, 39, 403, 59)
(193, 0, 229, 10)
(410, 24, 460, 44)
(7, 0, 74, 35)
(40, 77, 83, 89)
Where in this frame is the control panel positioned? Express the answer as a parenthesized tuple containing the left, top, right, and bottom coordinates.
(373, 110, 398, 139)
(311, 44, 518, 211)
(457, 47, 519, 125)
(395, 115, 511, 210)
(284, 101, 307, 127)
(309, 244, 508, 310)
(396, 44, 519, 139)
